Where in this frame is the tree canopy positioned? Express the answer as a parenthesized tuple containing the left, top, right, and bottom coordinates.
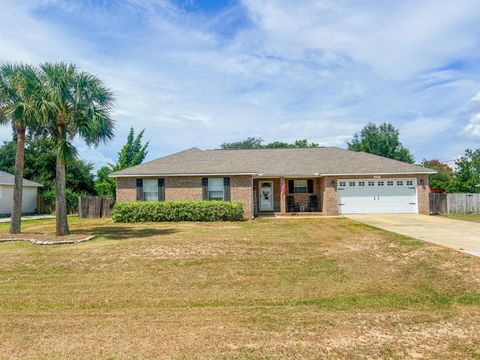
(220, 137, 318, 150)
(0, 138, 96, 211)
(422, 159, 453, 191)
(95, 127, 149, 198)
(347, 123, 414, 163)
(447, 149, 480, 193)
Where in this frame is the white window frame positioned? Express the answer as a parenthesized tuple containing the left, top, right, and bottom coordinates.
(208, 178, 224, 201)
(294, 180, 308, 193)
(143, 179, 158, 202)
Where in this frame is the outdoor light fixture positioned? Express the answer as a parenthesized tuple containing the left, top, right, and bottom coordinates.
(420, 179, 424, 185)
(331, 180, 336, 186)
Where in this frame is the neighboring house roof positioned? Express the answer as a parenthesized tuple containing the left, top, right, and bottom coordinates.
(0, 170, 43, 187)
(111, 147, 435, 177)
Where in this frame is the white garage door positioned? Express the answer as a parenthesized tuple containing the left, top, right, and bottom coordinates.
(338, 179, 418, 214)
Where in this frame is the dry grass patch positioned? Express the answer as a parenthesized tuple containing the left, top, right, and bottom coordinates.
(0, 217, 479, 358)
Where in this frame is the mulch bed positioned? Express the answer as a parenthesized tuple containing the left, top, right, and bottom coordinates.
(0, 233, 95, 245)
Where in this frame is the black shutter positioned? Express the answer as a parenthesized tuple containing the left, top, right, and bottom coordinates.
(307, 179, 314, 193)
(288, 180, 294, 194)
(158, 178, 165, 201)
(136, 179, 144, 201)
(224, 177, 231, 201)
(202, 178, 208, 200)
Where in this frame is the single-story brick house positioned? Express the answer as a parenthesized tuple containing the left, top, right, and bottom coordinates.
(0, 170, 43, 216)
(111, 147, 435, 219)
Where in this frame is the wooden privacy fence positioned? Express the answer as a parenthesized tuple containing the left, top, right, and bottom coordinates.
(429, 193, 480, 215)
(78, 196, 114, 219)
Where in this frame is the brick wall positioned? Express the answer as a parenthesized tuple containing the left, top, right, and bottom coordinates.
(116, 177, 137, 202)
(115, 175, 253, 219)
(321, 174, 430, 216)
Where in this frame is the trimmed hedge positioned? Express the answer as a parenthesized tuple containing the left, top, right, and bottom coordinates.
(112, 200, 244, 223)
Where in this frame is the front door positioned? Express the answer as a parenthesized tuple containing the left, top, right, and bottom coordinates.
(259, 181, 274, 211)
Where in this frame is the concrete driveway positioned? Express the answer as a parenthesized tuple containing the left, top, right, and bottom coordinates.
(346, 214, 480, 257)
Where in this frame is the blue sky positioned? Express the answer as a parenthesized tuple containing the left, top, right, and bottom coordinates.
(1, 0, 480, 169)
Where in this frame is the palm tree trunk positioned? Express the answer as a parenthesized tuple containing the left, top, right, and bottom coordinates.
(55, 133, 70, 236)
(9, 127, 25, 234)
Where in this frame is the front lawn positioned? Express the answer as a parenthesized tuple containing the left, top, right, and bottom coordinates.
(0, 218, 479, 358)
(446, 214, 480, 224)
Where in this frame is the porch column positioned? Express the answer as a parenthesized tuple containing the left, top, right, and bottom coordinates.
(280, 177, 286, 214)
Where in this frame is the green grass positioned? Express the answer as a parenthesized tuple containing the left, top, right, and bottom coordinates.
(0, 217, 479, 359)
(446, 214, 480, 223)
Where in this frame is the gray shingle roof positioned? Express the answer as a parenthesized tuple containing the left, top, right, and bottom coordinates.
(0, 170, 43, 187)
(111, 147, 435, 177)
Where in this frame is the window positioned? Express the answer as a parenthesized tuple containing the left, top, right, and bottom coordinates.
(143, 179, 158, 201)
(294, 180, 308, 193)
(339, 181, 346, 187)
(377, 181, 384, 186)
(397, 181, 403, 186)
(349, 181, 355, 186)
(359, 181, 365, 186)
(387, 181, 394, 186)
(406, 180, 413, 186)
(368, 181, 375, 186)
(208, 178, 224, 200)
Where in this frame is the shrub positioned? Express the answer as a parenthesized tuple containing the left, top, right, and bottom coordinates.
(112, 200, 244, 223)
(40, 188, 85, 214)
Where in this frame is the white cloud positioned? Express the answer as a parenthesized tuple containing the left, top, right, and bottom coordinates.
(242, 0, 480, 79)
(0, 0, 479, 169)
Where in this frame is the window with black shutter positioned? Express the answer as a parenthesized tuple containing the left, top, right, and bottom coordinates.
(288, 180, 294, 194)
(223, 177, 231, 201)
(202, 178, 208, 200)
(158, 178, 165, 201)
(136, 179, 144, 201)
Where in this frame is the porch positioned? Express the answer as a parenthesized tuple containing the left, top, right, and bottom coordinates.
(253, 177, 324, 217)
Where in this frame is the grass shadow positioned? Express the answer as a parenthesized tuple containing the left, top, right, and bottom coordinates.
(73, 226, 178, 240)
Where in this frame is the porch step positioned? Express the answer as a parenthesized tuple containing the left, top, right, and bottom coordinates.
(257, 212, 325, 218)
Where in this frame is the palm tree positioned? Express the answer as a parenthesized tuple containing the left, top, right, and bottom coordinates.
(39, 63, 114, 236)
(0, 64, 43, 234)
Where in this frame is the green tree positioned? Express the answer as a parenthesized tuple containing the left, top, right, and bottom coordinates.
(114, 127, 149, 170)
(0, 138, 96, 212)
(221, 137, 264, 149)
(265, 139, 318, 148)
(220, 137, 318, 149)
(447, 149, 480, 193)
(0, 64, 43, 233)
(347, 123, 414, 163)
(95, 127, 149, 198)
(421, 159, 453, 190)
(39, 63, 114, 235)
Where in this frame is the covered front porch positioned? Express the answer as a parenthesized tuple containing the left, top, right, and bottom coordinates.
(253, 177, 324, 217)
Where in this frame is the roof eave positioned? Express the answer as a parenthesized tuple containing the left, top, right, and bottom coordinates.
(110, 172, 259, 178)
